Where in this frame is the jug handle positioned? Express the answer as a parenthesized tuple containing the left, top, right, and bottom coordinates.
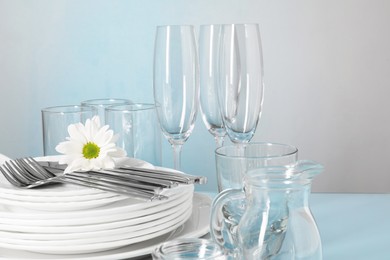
(210, 188, 246, 256)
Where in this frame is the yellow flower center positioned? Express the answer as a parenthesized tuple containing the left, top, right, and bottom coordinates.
(82, 142, 100, 159)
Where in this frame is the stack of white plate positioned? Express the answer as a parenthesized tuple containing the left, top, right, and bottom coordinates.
(0, 156, 210, 259)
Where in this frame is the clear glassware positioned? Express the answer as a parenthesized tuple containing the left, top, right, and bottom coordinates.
(217, 23, 264, 145)
(153, 25, 199, 170)
(105, 103, 162, 166)
(41, 105, 98, 156)
(215, 142, 298, 192)
(152, 238, 226, 260)
(210, 161, 324, 259)
(199, 24, 226, 148)
(81, 98, 132, 125)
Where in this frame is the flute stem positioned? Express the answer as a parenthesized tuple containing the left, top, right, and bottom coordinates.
(172, 144, 183, 170)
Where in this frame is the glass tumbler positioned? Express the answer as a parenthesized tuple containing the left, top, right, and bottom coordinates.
(152, 238, 226, 260)
(105, 103, 162, 166)
(81, 98, 132, 124)
(215, 142, 298, 192)
(41, 105, 98, 156)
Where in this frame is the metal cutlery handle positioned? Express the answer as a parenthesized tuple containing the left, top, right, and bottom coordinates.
(43, 165, 176, 190)
(117, 166, 207, 184)
(49, 175, 168, 201)
(40, 161, 207, 185)
(67, 172, 167, 192)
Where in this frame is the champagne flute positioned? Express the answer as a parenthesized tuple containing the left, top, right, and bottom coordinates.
(153, 25, 199, 170)
(199, 24, 226, 148)
(217, 23, 264, 146)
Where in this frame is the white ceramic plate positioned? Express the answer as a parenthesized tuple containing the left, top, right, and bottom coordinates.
(0, 193, 211, 259)
(0, 198, 191, 241)
(0, 185, 193, 226)
(0, 202, 193, 253)
(0, 190, 122, 203)
(0, 195, 126, 212)
(0, 192, 192, 235)
(0, 206, 193, 254)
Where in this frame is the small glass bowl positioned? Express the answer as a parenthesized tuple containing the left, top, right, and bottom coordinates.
(152, 238, 226, 260)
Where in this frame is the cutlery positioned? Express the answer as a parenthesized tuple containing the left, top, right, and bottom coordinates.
(40, 161, 207, 185)
(0, 157, 168, 201)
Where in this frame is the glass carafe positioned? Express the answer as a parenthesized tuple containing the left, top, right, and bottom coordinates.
(210, 160, 323, 259)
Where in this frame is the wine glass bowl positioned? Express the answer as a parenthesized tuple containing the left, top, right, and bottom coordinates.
(153, 25, 199, 170)
(217, 23, 264, 144)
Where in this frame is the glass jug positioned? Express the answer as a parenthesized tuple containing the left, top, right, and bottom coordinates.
(210, 160, 323, 260)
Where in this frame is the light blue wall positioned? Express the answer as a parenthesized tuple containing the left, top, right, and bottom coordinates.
(1, 1, 390, 193)
(0, 0, 265, 193)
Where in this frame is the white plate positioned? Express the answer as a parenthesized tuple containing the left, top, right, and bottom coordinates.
(0, 193, 211, 259)
(0, 195, 125, 212)
(0, 191, 192, 234)
(0, 201, 193, 254)
(0, 185, 193, 226)
(0, 206, 193, 254)
(0, 198, 191, 241)
(0, 190, 122, 203)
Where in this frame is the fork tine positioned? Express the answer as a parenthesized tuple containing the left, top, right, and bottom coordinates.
(29, 157, 57, 178)
(17, 157, 53, 179)
(0, 165, 24, 187)
(4, 161, 34, 183)
(28, 157, 55, 177)
(15, 158, 46, 180)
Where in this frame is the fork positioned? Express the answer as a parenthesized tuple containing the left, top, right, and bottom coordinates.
(0, 157, 168, 201)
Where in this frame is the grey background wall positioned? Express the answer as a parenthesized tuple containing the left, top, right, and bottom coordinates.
(1, 0, 389, 193)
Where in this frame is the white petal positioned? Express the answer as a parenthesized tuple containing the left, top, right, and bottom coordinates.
(83, 118, 94, 140)
(92, 158, 104, 169)
(93, 125, 111, 145)
(100, 143, 116, 153)
(102, 156, 115, 169)
(80, 159, 92, 171)
(68, 123, 87, 143)
(92, 116, 101, 128)
(111, 133, 120, 143)
(56, 141, 83, 155)
(58, 154, 83, 165)
(108, 148, 127, 158)
(64, 157, 85, 173)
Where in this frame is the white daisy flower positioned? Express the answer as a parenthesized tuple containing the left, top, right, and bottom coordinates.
(55, 116, 126, 173)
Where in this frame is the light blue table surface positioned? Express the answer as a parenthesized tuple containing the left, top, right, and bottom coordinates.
(309, 193, 390, 260)
(206, 192, 390, 260)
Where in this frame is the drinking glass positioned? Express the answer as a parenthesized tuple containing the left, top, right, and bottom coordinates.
(217, 23, 264, 144)
(105, 103, 162, 166)
(153, 25, 199, 170)
(81, 98, 132, 124)
(215, 142, 298, 192)
(41, 105, 98, 156)
(152, 238, 226, 260)
(199, 24, 226, 148)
